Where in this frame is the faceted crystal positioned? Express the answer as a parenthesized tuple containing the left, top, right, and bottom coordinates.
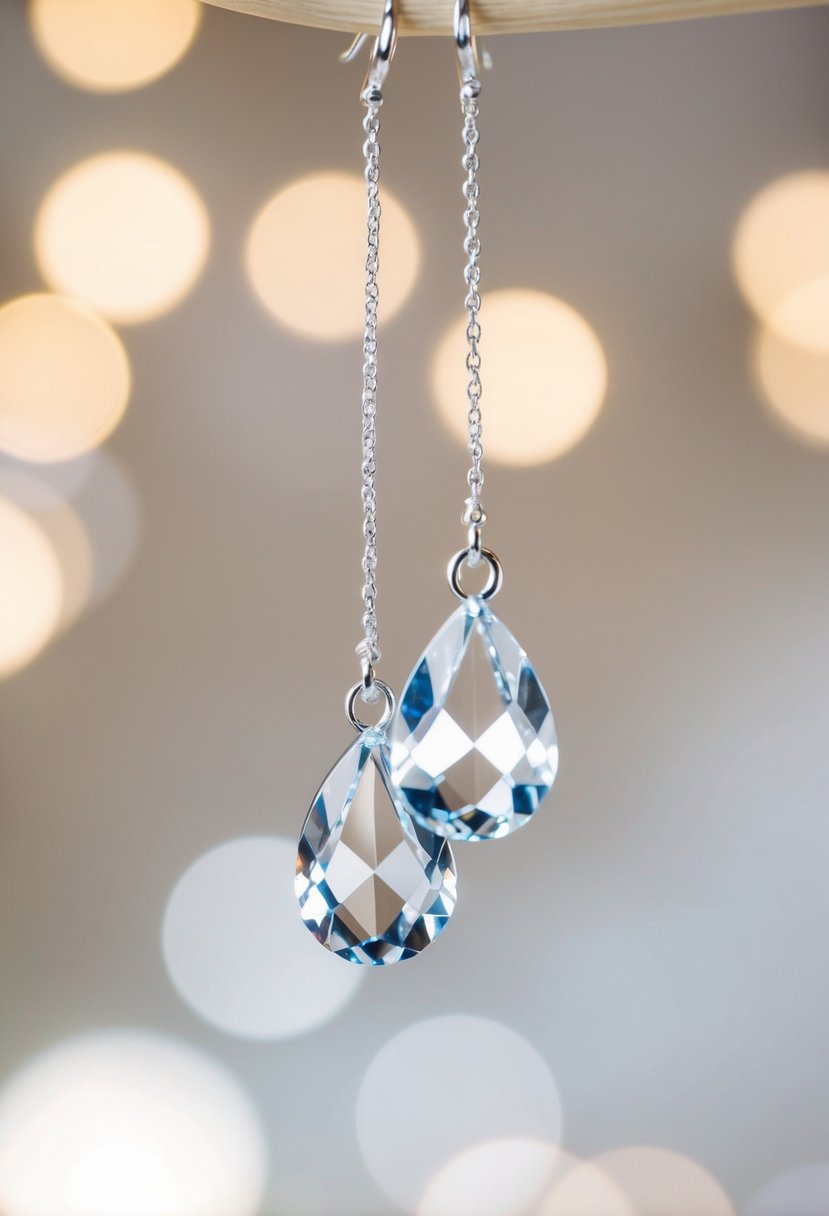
(389, 596, 558, 841)
(296, 731, 457, 964)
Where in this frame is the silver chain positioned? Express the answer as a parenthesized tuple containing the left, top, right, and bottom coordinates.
(356, 103, 382, 692)
(461, 90, 486, 548)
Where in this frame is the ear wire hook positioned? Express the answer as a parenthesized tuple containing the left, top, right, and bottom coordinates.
(340, 0, 398, 106)
(454, 0, 492, 98)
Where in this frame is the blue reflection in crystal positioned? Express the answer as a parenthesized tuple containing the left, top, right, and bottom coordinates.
(389, 597, 558, 841)
(296, 732, 457, 965)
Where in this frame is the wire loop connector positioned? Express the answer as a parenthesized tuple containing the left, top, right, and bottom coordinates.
(447, 545, 503, 601)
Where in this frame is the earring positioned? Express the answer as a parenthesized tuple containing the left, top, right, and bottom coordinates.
(388, 0, 559, 843)
(295, 0, 457, 965)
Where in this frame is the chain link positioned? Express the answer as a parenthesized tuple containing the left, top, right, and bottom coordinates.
(461, 92, 485, 539)
(356, 103, 382, 688)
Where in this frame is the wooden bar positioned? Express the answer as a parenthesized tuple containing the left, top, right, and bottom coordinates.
(201, 0, 827, 35)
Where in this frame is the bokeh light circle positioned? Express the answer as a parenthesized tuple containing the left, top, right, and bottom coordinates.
(356, 1014, 562, 1212)
(39, 500, 92, 627)
(0, 469, 93, 629)
(0, 495, 63, 678)
(753, 326, 829, 447)
(538, 1152, 635, 1216)
(36, 152, 210, 323)
(162, 835, 363, 1040)
(418, 1140, 558, 1216)
(733, 171, 829, 352)
(744, 1161, 829, 1215)
(594, 1146, 735, 1215)
(0, 452, 139, 637)
(30, 0, 202, 94)
(245, 171, 420, 340)
(0, 452, 96, 509)
(0, 295, 130, 463)
(432, 289, 607, 466)
(71, 451, 141, 613)
(0, 1029, 267, 1216)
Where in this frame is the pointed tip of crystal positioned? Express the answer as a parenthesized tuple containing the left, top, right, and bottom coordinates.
(389, 598, 558, 842)
(296, 736, 457, 965)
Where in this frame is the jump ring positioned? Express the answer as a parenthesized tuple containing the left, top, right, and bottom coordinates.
(447, 546, 503, 601)
(346, 679, 396, 732)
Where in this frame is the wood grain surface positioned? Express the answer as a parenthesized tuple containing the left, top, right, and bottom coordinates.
(201, 0, 827, 35)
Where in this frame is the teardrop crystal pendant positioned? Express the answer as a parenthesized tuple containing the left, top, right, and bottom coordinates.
(296, 731, 457, 964)
(389, 596, 558, 841)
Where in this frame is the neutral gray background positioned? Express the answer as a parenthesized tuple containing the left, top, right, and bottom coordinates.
(1, 2, 828, 1212)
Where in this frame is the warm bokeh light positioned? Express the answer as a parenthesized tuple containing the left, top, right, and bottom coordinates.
(41, 500, 91, 627)
(538, 1152, 635, 1216)
(356, 1015, 562, 1212)
(162, 836, 363, 1040)
(245, 171, 420, 340)
(753, 326, 829, 447)
(733, 171, 829, 352)
(745, 1162, 829, 1215)
(0, 295, 130, 463)
(0, 1030, 267, 1216)
(418, 1140, 558, 1216)
(0, 494, 63, 678)
(29, 0, 202, 94)
(593, 1147, 735, 1215)
(0, 468, 92, 629)
(432, 289, 607, 466)
(36, 152, 210, 323)
(0, 451, 141, 634)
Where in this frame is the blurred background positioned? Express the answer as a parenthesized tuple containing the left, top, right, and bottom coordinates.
(1, 1, 829, 1213)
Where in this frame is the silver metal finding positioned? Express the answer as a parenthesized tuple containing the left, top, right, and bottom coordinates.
(456, 0, 487, 549)
(466, 522, 482, 565)
(454, 0, 482, 98)
(340, 0, 398, 107)
(462, 498, 486, 567)
(346, 679, 396, 733)
(345, 0, 396, 713)
(447, 545, 503, 602)
(355, 102, 382, 682)
(356, 638, 379, 703)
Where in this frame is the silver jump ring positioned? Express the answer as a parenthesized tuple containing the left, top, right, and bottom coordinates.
(346, 679, 396, 732)
(447, 546, 503, 601)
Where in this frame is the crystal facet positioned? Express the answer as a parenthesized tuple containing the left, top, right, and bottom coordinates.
(296, 731, 457, 964)
(390, 596, 558, 841)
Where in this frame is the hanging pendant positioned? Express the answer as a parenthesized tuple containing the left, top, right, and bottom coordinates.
(294, 14, 462, 967)
(389, 547, 558, 842)
(296, 685, 457, 965)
